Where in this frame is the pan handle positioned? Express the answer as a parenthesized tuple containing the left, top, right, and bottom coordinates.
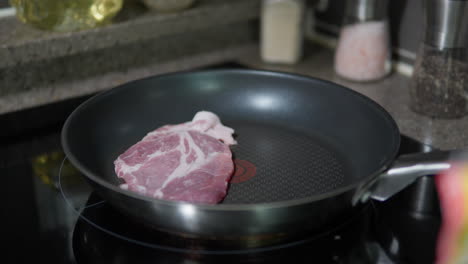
(354, 149, 467, 204)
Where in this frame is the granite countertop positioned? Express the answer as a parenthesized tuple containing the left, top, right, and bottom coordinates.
(0, 0, 258, 68)
(237, 45, 468, 151)
(1, 0, 466, 151)
(2, 41, 467, 151)
(0, 0, 259, 115)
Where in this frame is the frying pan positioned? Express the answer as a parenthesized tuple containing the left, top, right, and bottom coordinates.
(61, 69, 460, 245)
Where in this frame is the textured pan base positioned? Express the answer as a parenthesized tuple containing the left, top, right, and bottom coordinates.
(222, 121, 349, 204)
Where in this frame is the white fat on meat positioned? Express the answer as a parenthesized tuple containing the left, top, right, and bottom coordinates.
(113, 111, 235, 204)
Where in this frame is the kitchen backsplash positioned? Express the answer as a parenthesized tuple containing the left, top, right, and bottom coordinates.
(314, 0, 423, 63)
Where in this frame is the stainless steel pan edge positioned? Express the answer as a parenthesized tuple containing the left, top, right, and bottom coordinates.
(60, 68, 402, 211)
(85, 173, 361, 240)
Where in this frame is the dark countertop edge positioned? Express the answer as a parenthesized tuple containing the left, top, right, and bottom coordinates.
(0, 44, 256, 115)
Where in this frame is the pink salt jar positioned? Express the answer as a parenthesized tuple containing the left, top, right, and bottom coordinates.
(334, 0, 391, 82)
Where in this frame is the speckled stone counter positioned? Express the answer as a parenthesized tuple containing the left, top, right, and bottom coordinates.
(1, 0, 466, 151)
(0, 44, 256, 114)
(237, 46, 468, 150)
(0, 0, 259, 114)
(0, 0, 259, 68)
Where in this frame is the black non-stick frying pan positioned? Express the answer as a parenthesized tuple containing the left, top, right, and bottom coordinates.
(61, 69, 459, 246)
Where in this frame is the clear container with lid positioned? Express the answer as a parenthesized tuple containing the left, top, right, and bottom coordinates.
(409, 0, 468, 118)
(260, 0, 305, 64)
(334, 0, 391, 82)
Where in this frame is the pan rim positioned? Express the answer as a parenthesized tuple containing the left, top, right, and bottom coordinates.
(61, 68, 401, 211)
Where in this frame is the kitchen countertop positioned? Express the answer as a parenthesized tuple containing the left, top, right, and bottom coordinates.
(0, 0, 259, 115)
(2, 42, 467, 151)
(0, 44, 256, 115)
(237, 45, 468, 151)
(0, 0, 259, 69)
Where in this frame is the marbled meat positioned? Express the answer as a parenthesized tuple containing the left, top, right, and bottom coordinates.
(114, 111, 236, 204)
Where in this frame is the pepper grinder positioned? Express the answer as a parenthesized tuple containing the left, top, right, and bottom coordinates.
(410, 0, 468, 118)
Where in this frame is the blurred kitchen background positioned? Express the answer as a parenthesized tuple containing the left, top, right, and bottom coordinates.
(314, 0, 421, 64)
(2, 0, 466, 148)
(0, 0, 424, 62)
(2, 1, 468, 264)
(0, 0, 423, 111)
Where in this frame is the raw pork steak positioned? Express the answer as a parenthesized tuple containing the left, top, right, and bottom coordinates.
(114, 111, 236, 204)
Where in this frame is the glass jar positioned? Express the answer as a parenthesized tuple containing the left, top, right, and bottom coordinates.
(334, 0, 391, 82)
(409, 0, 468, 118)
(260, 0, 305, 64)
(10, 0, 123, 32)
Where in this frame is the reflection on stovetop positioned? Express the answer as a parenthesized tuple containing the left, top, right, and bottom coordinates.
(71, 193, 382, 264)
(66, 135, 440, 264)
(373, 138, 441, 264)
(373, 136, 441, 264)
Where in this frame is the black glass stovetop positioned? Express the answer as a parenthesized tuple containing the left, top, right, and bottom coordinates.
(1, 64, 441, 264)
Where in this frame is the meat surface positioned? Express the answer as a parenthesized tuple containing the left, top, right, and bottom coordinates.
(114, 111, 236, 204)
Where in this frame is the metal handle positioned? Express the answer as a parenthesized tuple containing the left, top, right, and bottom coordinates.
(355, 149, 467, 204)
